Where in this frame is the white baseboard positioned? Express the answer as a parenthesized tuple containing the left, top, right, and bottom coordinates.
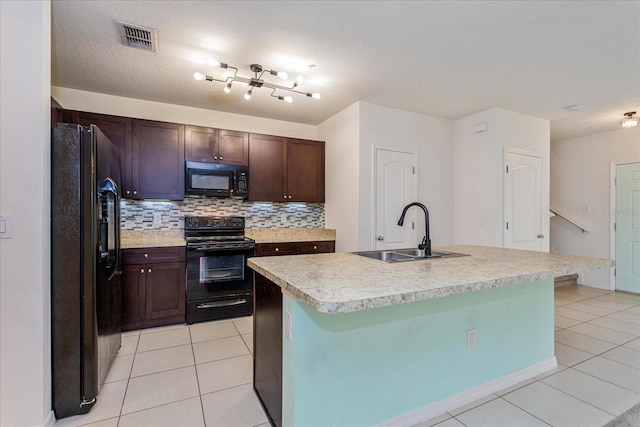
(377, 357, 558, 427)
(42, 410, 56, 427)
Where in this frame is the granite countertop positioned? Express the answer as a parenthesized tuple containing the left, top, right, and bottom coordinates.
(120, 230, 186, 249)
(247, 245, 613, 314)
(245, 228, 336, 243)
(120, 228, 336, 248)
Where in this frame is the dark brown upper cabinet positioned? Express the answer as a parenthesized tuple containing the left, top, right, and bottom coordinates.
(68, 111, 132, 194)
(248, 134, 287, 202)
(286, 138, 325, 203)
(185, 126, 248, 166)
(131, 119, 185, 200)
(248, 134, 325, 203)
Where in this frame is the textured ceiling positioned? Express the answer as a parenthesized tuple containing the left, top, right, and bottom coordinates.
(51, 1, 640, 142)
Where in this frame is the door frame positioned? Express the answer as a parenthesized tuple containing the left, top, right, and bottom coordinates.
(609, 161, 640, 291)
(503, 148, 544, 250)
(371, 146, 418, 250)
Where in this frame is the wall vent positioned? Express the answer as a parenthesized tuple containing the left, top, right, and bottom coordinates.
(116, 21, 157, 52)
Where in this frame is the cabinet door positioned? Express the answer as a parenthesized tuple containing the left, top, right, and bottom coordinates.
(248, 134, 286, 201)
(69, 111, 132, 196)
(287, 139, 325, 203)
(145, 262, 186, 319)
(296, 241, 335, 254)
(121, 264, 146, 331)
(132, 120, 185, 200)
(185, 125, 218, 162)
(218, 130, 249, 165)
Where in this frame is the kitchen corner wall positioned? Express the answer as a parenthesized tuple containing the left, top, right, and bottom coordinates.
(121, 198, 325, 230)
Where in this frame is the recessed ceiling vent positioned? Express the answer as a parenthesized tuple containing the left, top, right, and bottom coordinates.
(116, 21, 157, 52)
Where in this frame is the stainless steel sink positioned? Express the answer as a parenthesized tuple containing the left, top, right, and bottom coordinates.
(352, 248, 469, 262)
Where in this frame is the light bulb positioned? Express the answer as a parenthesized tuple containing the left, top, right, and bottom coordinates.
(224, 83, 232, 93)
(193, 72, 205, 81)
(312, 92, 321, 100)
(283, 96, 293, 103)
(277, 71, 288, 80)
(207, 58, 220, 68)
(244, 90, 252, 100)
(295, 75, 304, 84)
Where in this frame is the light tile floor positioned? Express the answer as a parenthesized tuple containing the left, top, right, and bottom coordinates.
(54, 285, 640, 427)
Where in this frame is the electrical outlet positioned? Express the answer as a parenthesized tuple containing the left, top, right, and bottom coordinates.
(467, 328, 476, 349)
(280, 213, 287, 223)
(153, 212, 162, 226)
(0, 214, 13, 239)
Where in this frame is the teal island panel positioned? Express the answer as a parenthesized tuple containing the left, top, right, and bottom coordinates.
(282, 278, 554, 426)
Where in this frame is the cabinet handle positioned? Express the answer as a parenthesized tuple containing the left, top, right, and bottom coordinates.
(313, 245, 318, 250)
(140, 269, 144, 274)
(219, 156, 223, 160)
(377, 235, 385, 241)
(144, 253, 148, 258)
(148, 268, 152, 273)
(126, 190, 131, 195)
(275, 247, 279, 252)
(537, 234, 545, 239)
(283, 195, 287, 199)
(214, 156, 218, 160)
(133, 190, 138, 195)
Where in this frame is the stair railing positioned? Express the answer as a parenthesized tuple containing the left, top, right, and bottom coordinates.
(549, 208, 590, 233)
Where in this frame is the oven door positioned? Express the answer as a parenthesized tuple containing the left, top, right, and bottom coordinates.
(186, 246, 254, 300)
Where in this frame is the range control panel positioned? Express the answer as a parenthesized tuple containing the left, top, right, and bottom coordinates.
(184, 216, 245, 230)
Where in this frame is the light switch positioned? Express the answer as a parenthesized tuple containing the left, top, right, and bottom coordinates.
(0, 214, 13, 239)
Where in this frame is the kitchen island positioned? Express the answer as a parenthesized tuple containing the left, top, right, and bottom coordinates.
(247, 245, 613, 427)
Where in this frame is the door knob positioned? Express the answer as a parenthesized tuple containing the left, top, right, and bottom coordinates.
(377, 236, 385, 241)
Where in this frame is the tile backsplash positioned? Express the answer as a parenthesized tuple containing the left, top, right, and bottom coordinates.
(121, 197, 325, 230)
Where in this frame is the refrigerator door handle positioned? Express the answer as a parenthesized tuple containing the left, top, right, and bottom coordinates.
(98, 178, 120, 280)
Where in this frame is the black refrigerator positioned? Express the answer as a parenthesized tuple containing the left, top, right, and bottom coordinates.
(51, 123, 122, 418)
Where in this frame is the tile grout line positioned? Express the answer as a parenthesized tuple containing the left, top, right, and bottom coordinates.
(116, 331, 140, 426)
(189, 325, 208, 426)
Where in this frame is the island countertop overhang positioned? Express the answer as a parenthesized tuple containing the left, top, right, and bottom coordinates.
(247, 245, 614, 314)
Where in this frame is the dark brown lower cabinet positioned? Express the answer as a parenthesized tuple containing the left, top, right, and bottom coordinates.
(253, 273, 283, 427)
(122, 247, 186, 331)
(255, 240, 335, 257)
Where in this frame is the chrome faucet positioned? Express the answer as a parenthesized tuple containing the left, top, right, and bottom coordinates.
(397, 202, 431, 257)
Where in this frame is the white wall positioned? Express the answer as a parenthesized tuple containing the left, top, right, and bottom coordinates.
(1, 1, 53, 426)
(453, 108, 550, 249)
(453, 109, 501, 246)
(317, 103, 361, 252)
(52, 87, 318, 140)
(551, 127, 640, 289)
(358, 103, 454, 250)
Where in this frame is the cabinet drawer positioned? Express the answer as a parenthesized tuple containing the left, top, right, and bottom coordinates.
(296, 241, 335, 254)
(123, 246, 186, 264)
(256, 243, 297, 256)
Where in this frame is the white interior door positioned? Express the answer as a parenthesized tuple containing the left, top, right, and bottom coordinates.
(505, 151, 543, 251)
(374, 149, 416, 250)
(615, 162, 640, 294)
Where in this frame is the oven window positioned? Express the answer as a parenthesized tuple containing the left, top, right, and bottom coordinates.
(192, 174, 230, 191)
(199, 254, 245, 283)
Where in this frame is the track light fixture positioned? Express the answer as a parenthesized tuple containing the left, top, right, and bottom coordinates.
(620, 111, 638, 128)
(194, 61, 320, 103)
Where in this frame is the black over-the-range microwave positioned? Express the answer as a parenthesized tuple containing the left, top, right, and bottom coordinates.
(185, 161, 249, 198)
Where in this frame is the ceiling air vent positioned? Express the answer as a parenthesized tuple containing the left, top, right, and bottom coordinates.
(116, 21, 157, 52)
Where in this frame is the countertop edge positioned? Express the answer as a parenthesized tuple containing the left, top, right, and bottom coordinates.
(247, 251, 614, 315)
